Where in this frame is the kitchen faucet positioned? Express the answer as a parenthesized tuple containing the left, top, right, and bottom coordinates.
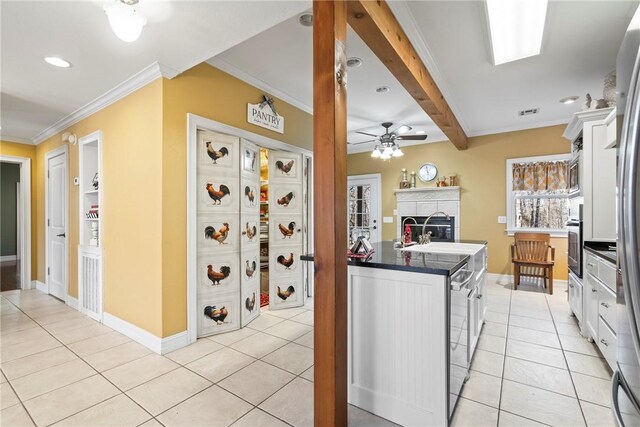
(398, 216, 418, 247)
(420, 212, 450, 244)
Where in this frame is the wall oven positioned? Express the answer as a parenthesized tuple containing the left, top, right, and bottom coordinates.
(567, 218, 583, 278)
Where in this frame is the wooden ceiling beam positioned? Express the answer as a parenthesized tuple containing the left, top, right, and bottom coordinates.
(347, 0, 469, 150)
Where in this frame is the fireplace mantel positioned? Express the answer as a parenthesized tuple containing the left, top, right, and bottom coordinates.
(393, 186, 460, 202)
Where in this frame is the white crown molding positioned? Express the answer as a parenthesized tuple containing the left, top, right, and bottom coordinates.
(32, 61, 180, 145)
(206, 57, 313, 115)
(562, 107, 615, 141)
(1, 136, 35, 145)
(386, 1, 471, 135)
(468, 118, 571, 138)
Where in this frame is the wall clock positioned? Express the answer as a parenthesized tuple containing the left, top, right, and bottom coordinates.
(418, 163, 438, 182)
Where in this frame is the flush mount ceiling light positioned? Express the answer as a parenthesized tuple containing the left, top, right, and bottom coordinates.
(104, 0, 147, 43)
(44, 56, 72, 68)
(485, 0, 548, 65)
(559, 96, 580, 104)
(376, 86, 390, 93)
(299, 13, 313, 27)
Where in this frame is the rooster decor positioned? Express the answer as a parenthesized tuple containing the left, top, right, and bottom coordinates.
(206, 183, 230, 205)
(275, 160, 294, 175)
(277, 285, 295, 301)
(277, 191, 294, 207)
(277, 253, 294, 270)
(204, 305, 228, 324)
(207, 265, 231, 285)
(204, 223, 229, 244)
(245, 292, 256, 313)
(205, 142, 229, 164)
(278, 222, 296, 239)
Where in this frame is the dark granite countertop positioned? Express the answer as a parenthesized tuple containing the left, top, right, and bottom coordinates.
(300, 241, 483, 276)
(584, 241, 617, 265)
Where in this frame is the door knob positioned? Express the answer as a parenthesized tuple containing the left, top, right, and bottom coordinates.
(373, 226, 377, 230)
(56, 233, 66, 238)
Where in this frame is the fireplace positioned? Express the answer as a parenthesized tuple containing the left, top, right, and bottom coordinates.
(401, 216, 456, 243)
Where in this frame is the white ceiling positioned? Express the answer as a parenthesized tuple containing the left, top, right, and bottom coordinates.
(0, 0, 310, 143)
(213, 0, 637, 152)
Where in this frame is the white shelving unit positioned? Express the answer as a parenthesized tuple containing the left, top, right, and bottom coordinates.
(78, 131, 103, 321)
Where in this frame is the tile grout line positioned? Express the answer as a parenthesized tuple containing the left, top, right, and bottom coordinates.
(494, 283, 513, 426)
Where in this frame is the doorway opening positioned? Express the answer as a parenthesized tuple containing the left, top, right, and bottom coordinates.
(347, 174, 382, 245)
(0, 156, 31, 291)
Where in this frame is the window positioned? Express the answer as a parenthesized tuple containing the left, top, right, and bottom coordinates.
(506, 154, 570, 236)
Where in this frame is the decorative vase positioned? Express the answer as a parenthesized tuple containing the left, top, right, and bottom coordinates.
(410, 172, 417, 188)
(603, 70, 616, 107)
(400, 168, 410, 189)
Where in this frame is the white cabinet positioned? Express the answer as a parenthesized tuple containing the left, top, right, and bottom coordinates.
(568, 272, 583, 323)
(585, 271, 600, 340)
(563, 107, 617, 241)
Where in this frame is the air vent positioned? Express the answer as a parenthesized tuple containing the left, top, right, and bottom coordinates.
(518, 108, 540, 116)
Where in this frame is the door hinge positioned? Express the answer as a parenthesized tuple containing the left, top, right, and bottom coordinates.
(47, 267, 50, 275)
(48, 219, 50, 226)
(47, 170, 50, 178)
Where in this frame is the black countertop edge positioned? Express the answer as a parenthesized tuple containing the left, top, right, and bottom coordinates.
(584, 241, 617, 265)
(300, 241, 476, 276)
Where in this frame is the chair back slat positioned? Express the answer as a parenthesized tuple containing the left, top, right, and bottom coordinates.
(514, 232, 550, 262)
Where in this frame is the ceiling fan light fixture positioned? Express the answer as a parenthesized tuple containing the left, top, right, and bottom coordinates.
(392, 147, 404, 157)
(380, 151, 392, 160)
(382, 146, 394, 157)
(371, 147, 382, 158)
(104, 0, 147, 43)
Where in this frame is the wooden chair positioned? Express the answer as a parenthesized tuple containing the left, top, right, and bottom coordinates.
(511, 232, 556, 295)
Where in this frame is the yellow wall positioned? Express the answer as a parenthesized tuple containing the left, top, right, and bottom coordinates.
(34, 80, 164, 336)
(0, 141, 37, 278)
(160, 63, 313, 336)
(347, 125, 570, 280)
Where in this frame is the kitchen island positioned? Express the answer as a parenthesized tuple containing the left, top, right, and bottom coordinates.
(302, 240, 488, 426)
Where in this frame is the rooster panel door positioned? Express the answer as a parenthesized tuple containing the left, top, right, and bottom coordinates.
(268, 151, 305, 309)
(196, 130, 241, 337)
(240, 139, 261, 326)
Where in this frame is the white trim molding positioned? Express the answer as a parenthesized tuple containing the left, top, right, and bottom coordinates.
(66, 296, 79, 310)
(103, 312, 189, 355)
(0, 255, 17, 262)
(0, 154, 32, 290)
(32, 62, 179, 145)
(34, 280, 48, 294)
(206, 58, 313, 115)
(1, 136, 35, 145)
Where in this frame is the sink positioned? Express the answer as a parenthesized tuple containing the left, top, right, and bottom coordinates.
(398, 242, 485, 254)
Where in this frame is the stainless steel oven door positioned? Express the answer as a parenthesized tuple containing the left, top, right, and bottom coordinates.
(567, 220, 582, 277)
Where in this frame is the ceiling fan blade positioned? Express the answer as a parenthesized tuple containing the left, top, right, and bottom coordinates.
(355, 131, 379, 137)
(348, 139, 377, 145)
(397, 135, 428, 141)
(392, 125, 412, 135)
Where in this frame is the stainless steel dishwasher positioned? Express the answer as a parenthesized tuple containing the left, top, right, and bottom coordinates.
(449, 268, 473, 418)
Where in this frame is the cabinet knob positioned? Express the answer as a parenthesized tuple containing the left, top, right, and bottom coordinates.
(592, 288, 598, 293)
(600, 339, 609, 347)
(569, 283, 574, 288)
(476, 294, 483, 299)
(601, 302, 609, 308)
(241, 231, 247, 235)
(588, 263, 596, 267)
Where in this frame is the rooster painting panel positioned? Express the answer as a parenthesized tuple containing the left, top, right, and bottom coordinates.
(198, 175, 238, 214)
(197, 130, 239, 172)
(270, 185, 302, 213)
(242, 145, 258, 174)
(241, 282, 260, 326)
(269, 152, 301, 181)
(269, 214, 303, 247)
(198, 292, 239, 336)
(197, 215, 239, 254)
(271, 249, 301, 274)
(240, 218, 259, 247)
(269, 277, 302, 309)
(242, 184, 258, 209)
(198, 254, 239, 292)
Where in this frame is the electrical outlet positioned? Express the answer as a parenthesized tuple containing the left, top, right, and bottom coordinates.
(383, 216, 394, 223)
(498, 216, 507, 224)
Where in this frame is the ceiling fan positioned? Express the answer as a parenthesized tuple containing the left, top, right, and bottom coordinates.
(348, 122, 427, 159)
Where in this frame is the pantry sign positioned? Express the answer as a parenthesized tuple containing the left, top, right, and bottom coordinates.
(247, 95, 284, 134)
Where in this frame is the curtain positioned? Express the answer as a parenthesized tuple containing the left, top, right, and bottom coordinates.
(512, 160, 568, 194)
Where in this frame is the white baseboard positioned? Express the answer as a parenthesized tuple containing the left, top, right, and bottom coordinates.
(486, 273, 568, 287)
(0, 255, 17, 262)
(66, 296, 79, 310)
(102, 312, 189, 355)
(33, 280, 48, 294)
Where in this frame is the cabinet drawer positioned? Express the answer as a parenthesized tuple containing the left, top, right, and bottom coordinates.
(598, 281, 616, 332)
(397, 202, 416, 216)
(598, 316, 617, 370)
(598, 259, 616, 292)
(585, 253, 599, 277)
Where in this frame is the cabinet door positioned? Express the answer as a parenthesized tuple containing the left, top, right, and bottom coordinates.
(269, 151, 305, 309)
(240, 139, 261, 326)
(585, 273, 599, 340)
(196, 130, 241, 337)
(568, 273, 583, 322)
(468, 288, 479, 357)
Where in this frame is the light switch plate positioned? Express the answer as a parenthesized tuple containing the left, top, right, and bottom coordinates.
(383, 216, 394, 223)
(498, 216, 507, 224)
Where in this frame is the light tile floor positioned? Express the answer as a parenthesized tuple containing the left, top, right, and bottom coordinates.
(1, 278, 613, 426)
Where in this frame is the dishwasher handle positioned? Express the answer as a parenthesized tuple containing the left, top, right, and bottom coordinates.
(451, 269, 474, 291)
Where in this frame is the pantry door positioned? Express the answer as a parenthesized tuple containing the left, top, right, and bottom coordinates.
(268, 151, 305, 309)
(240, 139, 261, 326)
(196, 130, 241, 337)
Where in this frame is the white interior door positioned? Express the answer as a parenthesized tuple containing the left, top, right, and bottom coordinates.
(347, 174, 382, 244)
(269, 151, 305, 309)
(240, 139, 261, 326)
(47, 152, 67, 300)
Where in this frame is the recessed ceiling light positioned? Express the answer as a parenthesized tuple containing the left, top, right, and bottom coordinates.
(559, 96, 579, 104)
(416, 130, 426, 135)
(347, 57, 363, 68)
(299, 13, 313, 27)
(44, 56, 71, 68)
(486, 0, 548, 65)
(376, 86, 390, 93)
